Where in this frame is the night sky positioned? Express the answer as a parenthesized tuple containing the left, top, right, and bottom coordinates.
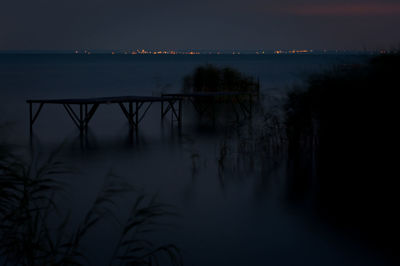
(1, 0, 399, 51)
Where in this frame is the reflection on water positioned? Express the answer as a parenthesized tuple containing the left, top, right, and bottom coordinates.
(2, 54, 395, 265)
(9, 105, 391, 266)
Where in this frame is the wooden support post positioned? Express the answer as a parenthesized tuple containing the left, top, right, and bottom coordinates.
(171, 101, 174, 121)
(84, 104, 88, 131)
(169, 100, 179, 123)
(79, 104, 84, 134)
(161, 100, 164, 119)
(129, 102, 133, 130)
(64, 104, 83, 130)
(138, 102, 153, 123)
(85, 103, 99, 129)
(28, 102, 44, 136)
(29, 102, 33, 136)
(135, 102, 139, 131)
(178, 99, 182, 126)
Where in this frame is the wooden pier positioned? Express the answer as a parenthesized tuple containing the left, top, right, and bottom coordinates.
(27, 96, 182, 135)
(27, 92, 255, 135)
(162, 92, 254, 119)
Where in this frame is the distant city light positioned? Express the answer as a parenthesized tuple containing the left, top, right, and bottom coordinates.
(68, 48, 379, 56)
(274, 49, 313, 54)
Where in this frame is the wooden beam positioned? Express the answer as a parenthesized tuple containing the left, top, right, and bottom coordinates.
(63, 104, 81, 130)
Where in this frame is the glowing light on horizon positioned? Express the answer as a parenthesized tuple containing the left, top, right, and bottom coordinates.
(274, 50, 312, 54)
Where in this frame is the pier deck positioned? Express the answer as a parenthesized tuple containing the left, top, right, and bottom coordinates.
(27, 92, 255, 136)
(27, 96, 182, 135)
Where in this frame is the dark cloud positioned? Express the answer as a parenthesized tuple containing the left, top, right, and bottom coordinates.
(0, 0, 399, 50)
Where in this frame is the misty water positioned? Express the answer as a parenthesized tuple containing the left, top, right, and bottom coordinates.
(1, 54, 392, 265)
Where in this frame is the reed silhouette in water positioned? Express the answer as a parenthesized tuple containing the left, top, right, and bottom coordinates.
(285, 53, 400, 261)
(0, 139, 182, 266)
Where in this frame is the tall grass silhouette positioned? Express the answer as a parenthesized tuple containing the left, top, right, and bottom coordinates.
(0, 136, 182, 265)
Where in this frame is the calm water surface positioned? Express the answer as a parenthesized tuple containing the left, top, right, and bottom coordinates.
(2, 54, 392, 265)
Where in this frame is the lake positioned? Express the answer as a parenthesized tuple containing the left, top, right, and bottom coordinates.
(2, 53, 393, 265)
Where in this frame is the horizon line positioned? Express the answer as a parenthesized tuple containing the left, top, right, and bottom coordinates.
(0, 49, 384, 55)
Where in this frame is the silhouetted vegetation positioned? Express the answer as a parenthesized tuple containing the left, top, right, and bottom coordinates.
(285, 53, 400, 260)
(0, 140, 182, 265)
(213, 110, 286, 189)
(182, 65, 260, 123)
(183, 64, 259, 94)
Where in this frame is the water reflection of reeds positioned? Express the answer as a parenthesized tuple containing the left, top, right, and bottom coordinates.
(213, 104, 287, 193)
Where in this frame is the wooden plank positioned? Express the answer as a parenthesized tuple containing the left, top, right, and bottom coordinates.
(162, 92, 255, 97)
(27, 95, 177, 105)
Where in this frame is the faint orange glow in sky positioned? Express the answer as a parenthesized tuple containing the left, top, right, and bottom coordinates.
(287, 3, 400, 16)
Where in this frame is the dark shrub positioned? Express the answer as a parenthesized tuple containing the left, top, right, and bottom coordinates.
(285, 54, 400, 259)
(183, 64, 259, 94)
